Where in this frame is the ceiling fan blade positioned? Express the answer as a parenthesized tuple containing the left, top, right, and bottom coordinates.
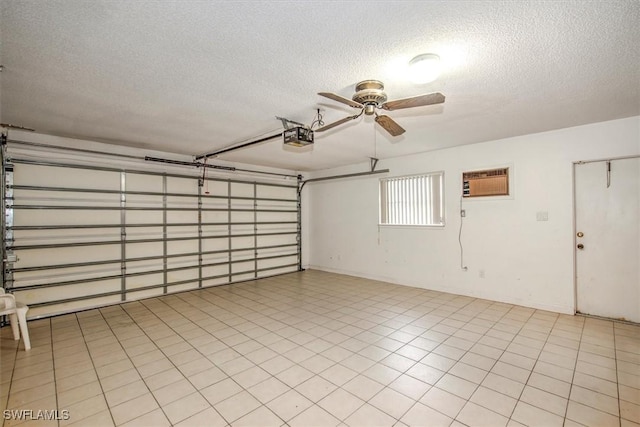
(381, 92, 445, 111)
(318, 92, 364, 109)
(375, 115, 406, 136)
(315, 113, 361, 132)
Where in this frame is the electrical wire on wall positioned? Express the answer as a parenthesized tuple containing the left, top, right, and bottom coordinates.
(309, 109, 324, 167)
(459, 195, 468, 270)
(309, 109, 324, 130)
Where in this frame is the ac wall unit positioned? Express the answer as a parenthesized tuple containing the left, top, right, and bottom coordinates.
(462, 168, 509, 197)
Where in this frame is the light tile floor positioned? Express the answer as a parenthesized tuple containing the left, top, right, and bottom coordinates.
(1, 270, 639, 427)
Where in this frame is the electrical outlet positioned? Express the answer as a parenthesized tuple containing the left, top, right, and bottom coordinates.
(479, 269, 485, 278)
(460, 210, 466, 217)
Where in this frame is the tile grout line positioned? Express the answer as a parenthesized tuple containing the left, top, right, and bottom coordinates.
(333, 283, 547, 424)
(70, 308, 160, 426)
(323, 290, 521, 424)
(109, 301, 211, 426)
(613, 322, 622, 427)
(188, 286, 370, 425)
(413, 299, 537, 424)
(506, 310, 576, 424)
(1, 327, 20, 427)
(559, 314, 586, 425)
(50, 319, 60, 427)
(4, 320, 62, 427)
(71, 312, 118, 427)
(141, 294, 295, 424)
(357, 296, 490, 423)
(171, 281, 392, 421)
(131, 297, 269, 426)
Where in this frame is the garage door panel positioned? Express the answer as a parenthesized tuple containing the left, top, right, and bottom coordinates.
(167, 177, 198, 195)
(231, 249, 254, 262)
(127, 273, 164, 290)
(13, 246, 121, 269)
(230, 224, 254, 234)
(202, 276, 230, 287)
(13, 279, 121, 307)
(14, 164, 119, 190)
(258, 254, 297, 270)
(232, 260, 255, 274)
(230, 182, 254, 197)
(127, 259, 163, 274)
(127, 194, 163, 208)
(127, 242, 163, 258)
(14, 228, 120, 246)
(201, 224, 228, 235)
(27, 295, 123, 319)
(13, 263, 119, 287)
(257, 211, 297, 222)
(257, 265, 297, 279)
(4, 156, 300, 318)
(167, 240, 199, 255)
(201, 210, 229, 223)
(257, 185, 296, 200)
(14, 189, 120, 207)
(257, 224, 297, 234)
(126, 174, 163, 191)
(201, 269, 227, 284)
(13, 209, 121, 227)
(128, 287, 164, 300)
(257, 234, 297, 247)
(231, 236, 254, 249)
(231, 211, 254, 223)
(202, 181, 228, 196)
(127, 226, 163, 242)
(202, 238, 229, 253)
(167, 210, 198, 223)
(167, 255, 199, 269)
(166, 226, 198, 240)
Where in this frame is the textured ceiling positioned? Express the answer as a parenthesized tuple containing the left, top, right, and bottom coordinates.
(1, 1, 639, 171)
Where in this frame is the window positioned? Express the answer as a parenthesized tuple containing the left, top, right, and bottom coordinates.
(379, 172, 444, 226)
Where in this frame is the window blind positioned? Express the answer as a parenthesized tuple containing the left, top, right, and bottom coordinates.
(379, 172, 444, 226)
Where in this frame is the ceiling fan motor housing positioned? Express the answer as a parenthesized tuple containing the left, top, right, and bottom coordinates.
(353, 80, 387, 114)
(317, 80, 444, 136)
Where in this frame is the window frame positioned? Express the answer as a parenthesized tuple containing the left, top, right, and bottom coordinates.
(378, 171, 445, 228)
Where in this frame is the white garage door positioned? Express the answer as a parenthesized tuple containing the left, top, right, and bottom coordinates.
(3, 154, 300, 318)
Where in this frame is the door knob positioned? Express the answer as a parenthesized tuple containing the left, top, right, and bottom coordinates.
(577, 243, 584, 250)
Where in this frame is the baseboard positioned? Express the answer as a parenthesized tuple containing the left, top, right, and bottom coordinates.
(306, 265, 574, 315)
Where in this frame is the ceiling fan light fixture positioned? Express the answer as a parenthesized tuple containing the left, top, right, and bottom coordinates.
(408, 53, 441, 84)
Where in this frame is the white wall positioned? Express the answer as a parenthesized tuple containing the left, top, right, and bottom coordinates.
(303, 116, 640, 314)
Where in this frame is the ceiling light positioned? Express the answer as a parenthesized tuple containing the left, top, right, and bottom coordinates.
(408, 54, 441, 84)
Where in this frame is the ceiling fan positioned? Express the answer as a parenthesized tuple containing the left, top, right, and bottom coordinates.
(317, 80, 445, 137)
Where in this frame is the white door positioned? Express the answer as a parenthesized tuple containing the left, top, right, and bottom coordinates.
(575, 157, 640, 323)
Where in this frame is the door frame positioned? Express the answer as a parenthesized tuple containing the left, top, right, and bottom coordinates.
(572, 154, 640, 316)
